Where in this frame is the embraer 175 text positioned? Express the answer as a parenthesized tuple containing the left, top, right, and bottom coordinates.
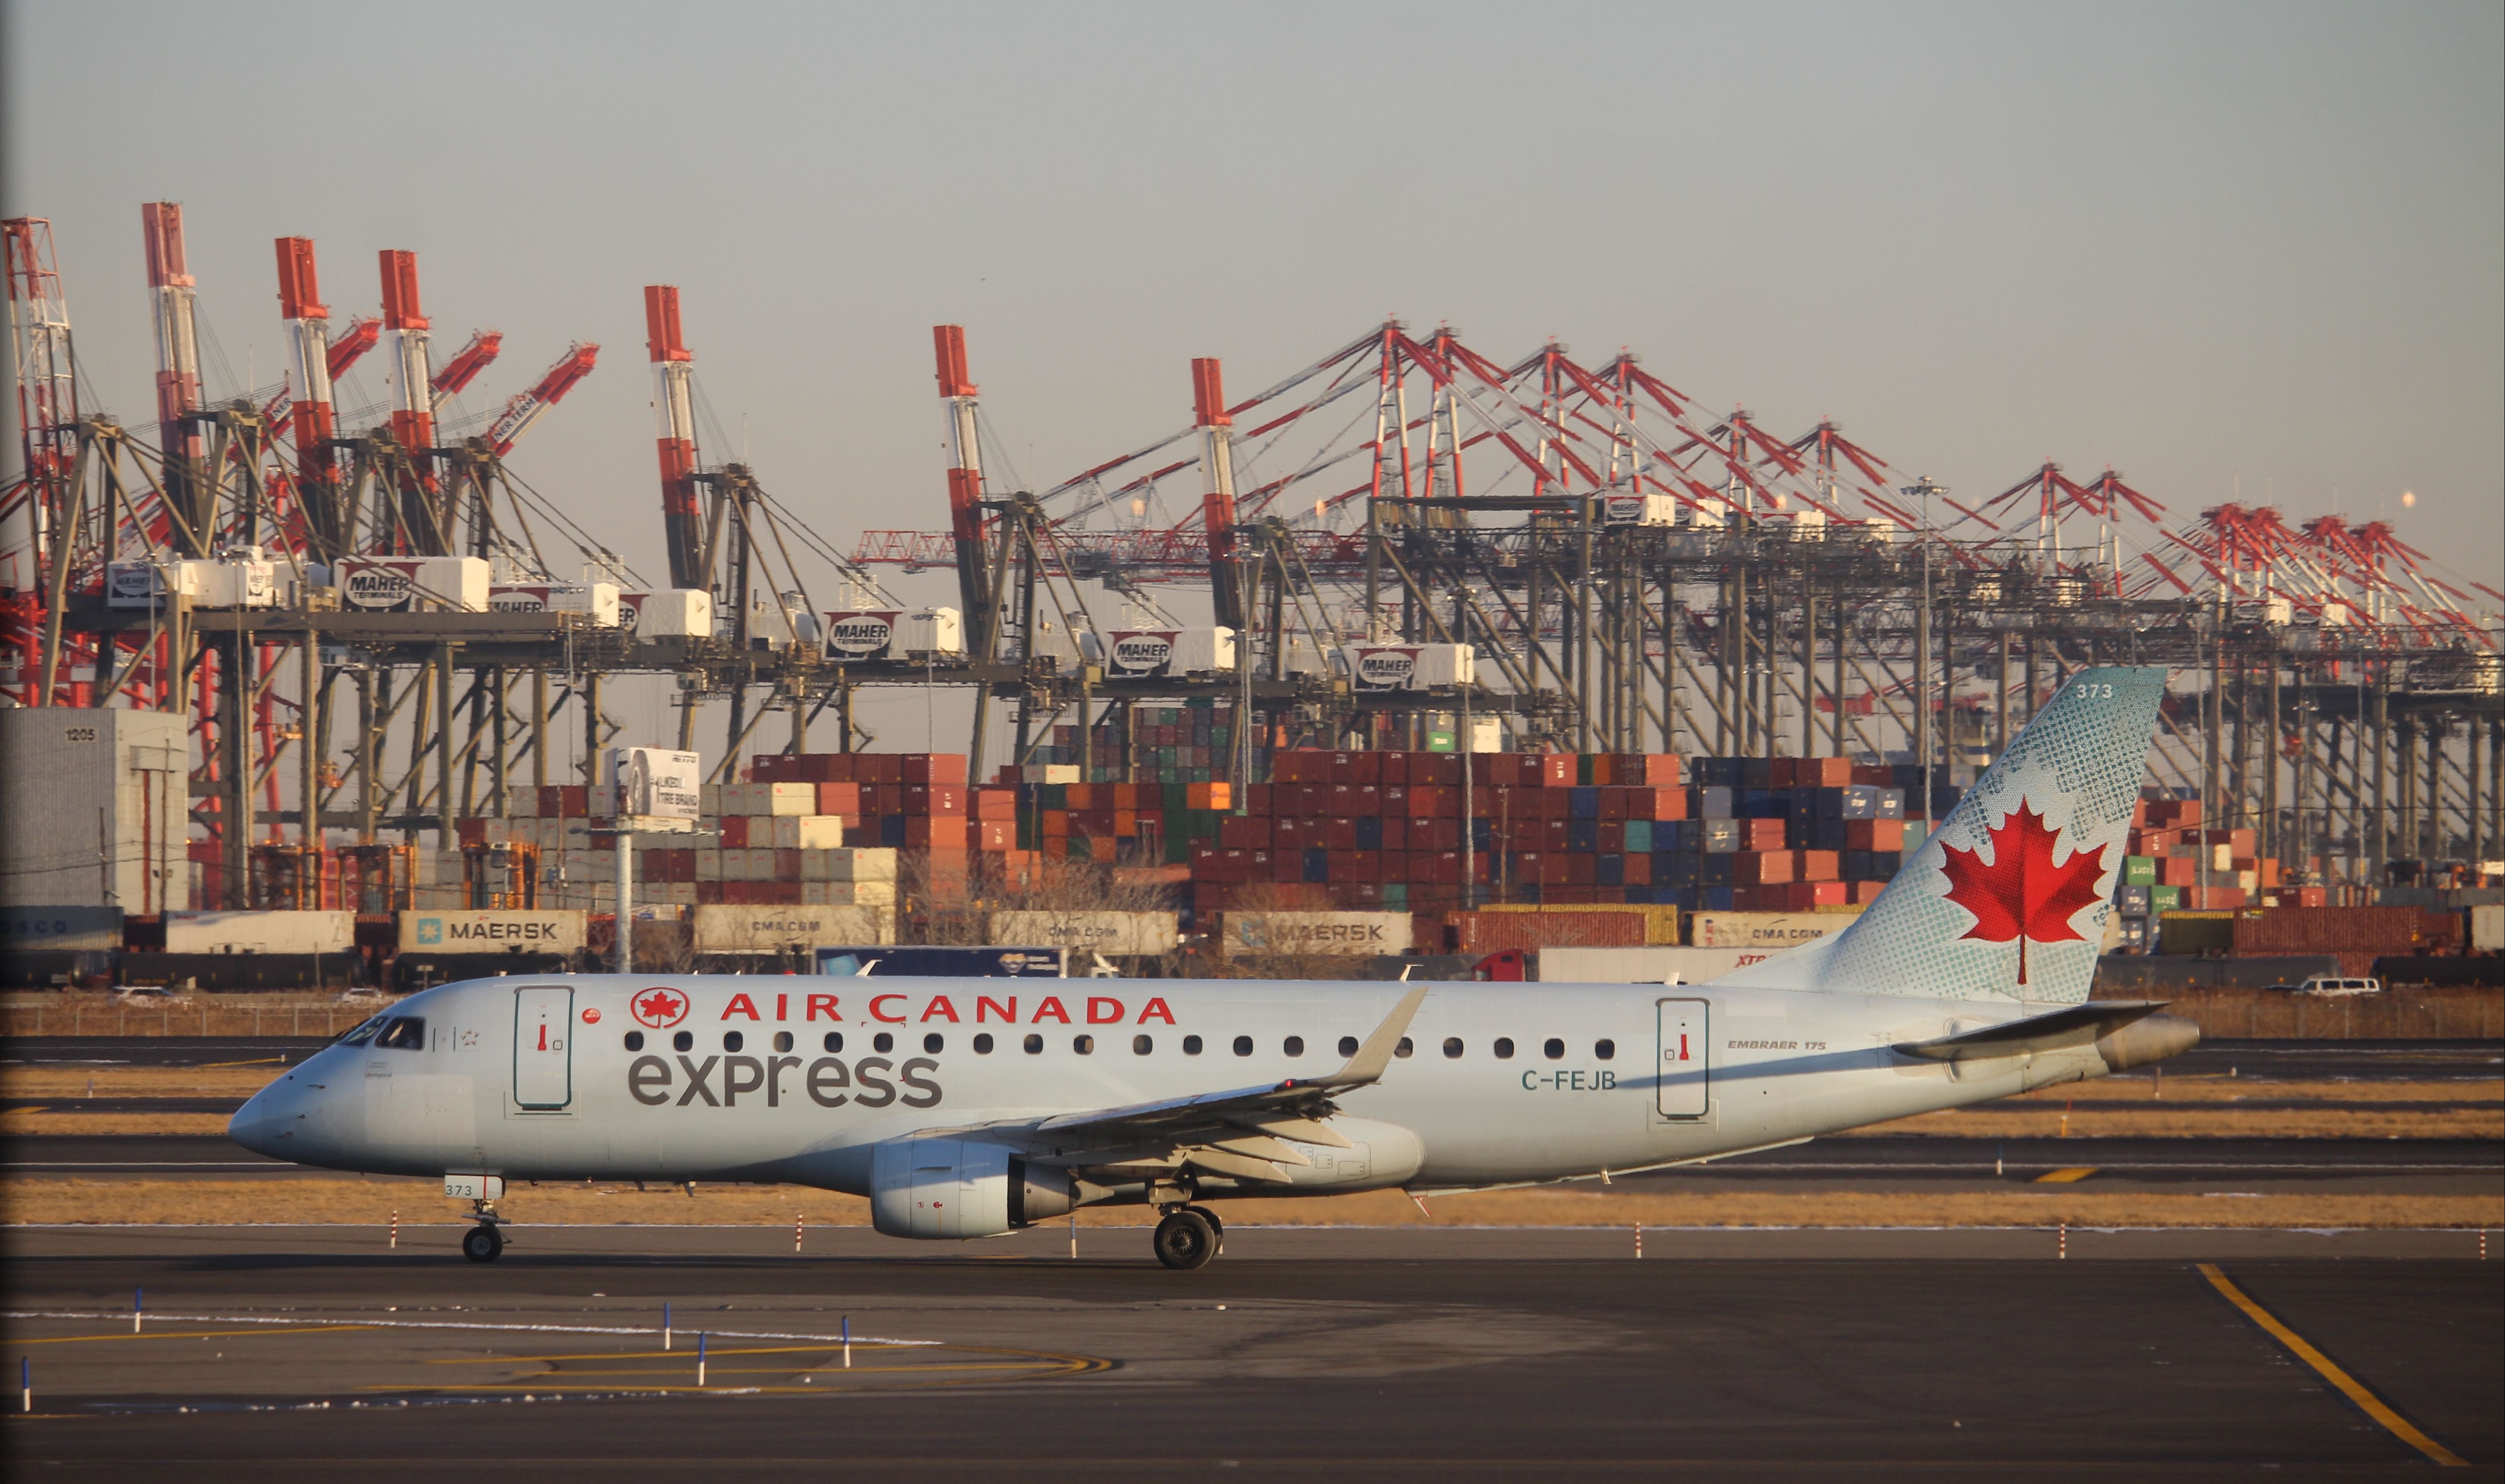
(233, 667, 2197, 1269)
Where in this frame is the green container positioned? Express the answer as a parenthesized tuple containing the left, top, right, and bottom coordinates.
(2148, 883, 2184, 912)
(1384, 883, 1408, 909)
(1575, 755, 1596, 786)
(1625, 819, 1654, 853)
(1425, 729, 1456, 753)
(2123, 855, 2157, 886)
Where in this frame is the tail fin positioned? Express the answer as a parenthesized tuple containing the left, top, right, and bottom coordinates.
(1715, 665, 2167, 1005)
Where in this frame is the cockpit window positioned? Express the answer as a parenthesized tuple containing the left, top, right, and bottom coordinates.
(337, 1014, 388, 1046)
(373, 1017, 427, 1051)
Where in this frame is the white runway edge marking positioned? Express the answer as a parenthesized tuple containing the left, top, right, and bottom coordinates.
(3, 1311, 937, 1348)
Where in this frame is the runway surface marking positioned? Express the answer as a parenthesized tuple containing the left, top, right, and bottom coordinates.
(4, 1310, 934, 1347)
(2196, 1263, 2471, 1468)
(2033, 1167, 2098, 1183)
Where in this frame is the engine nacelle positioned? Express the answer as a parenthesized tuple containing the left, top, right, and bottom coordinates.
(869, 1138, 1073, 1239)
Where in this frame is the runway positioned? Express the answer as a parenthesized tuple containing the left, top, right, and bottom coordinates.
(11, 1131, 2498, 1199)
(3, 1225, 2496, 1477)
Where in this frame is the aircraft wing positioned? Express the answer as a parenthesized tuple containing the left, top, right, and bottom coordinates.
(1891, 1000, 2169, 1061)
(1023, 985, 1428, 1183)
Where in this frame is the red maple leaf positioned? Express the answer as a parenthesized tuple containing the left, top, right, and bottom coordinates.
(1938, 801, 2109, 985)
(632, 987, 688, 1028)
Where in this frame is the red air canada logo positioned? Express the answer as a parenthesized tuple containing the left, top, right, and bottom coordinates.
(1938, 801, 2108, 985)
(631, 986, 690, 1028)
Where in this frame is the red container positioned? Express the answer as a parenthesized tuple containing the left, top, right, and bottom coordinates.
(1539, 755, 1576, 788)
(1797, 850, 1839, 882)
(1844, 819, 1905, 850)
(901, 754, 967, 786)
(1734, 850, 1795, 885)
(974, 819, 1016, 851)
(905, 817, 967, 849)
(903, 784, 966, 816)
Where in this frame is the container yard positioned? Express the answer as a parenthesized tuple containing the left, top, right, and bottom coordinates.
(0, 204, 2496, 996)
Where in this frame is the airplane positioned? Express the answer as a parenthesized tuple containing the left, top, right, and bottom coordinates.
(231, 665, 2198, 1270)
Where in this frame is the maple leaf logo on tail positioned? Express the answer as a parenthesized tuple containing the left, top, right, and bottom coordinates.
(1938, 801, 2110, 986)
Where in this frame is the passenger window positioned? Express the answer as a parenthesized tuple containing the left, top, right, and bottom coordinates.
(1074, 1035, 1094, 1055)
(1023, 1033, 1044, 1054)
(375, 1017, 426, 1051)
(624, 1031, 645, 1052)
(873, 1032, 894, 1053)
(675, 1030, 695, 1053)
(1339, 1036, 1360, 1057)
(1394, 1037, 1414, 1058)
(924, 1033, 944, 1054)
(337, 1014, 387, 1047)
(822, 1032, 843, 1053)
(1284, 1036, 1304, 1057)
(772, 1031, 793, 1054)
(723, 1030, 744, 1053)
(1542, 1037, 1565, 1060)
(1232, 1035, 1253, 1057)
(1183, 1035, 1203, 1056)
(973, 1033, 994, 1054)
(1595, 1039, 1615, 1061)
(1443, 1037, 1464, 1059)
(1494, 1037, 1516, 1059)
(1132, 1034, 1153, 1055)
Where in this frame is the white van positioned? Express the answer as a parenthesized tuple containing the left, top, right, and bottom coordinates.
(2293, 975, 2381, 997)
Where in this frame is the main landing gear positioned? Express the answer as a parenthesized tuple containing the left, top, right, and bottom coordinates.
(1152, 1206, 1224, 1271)
(462, 1200, 506, 1263)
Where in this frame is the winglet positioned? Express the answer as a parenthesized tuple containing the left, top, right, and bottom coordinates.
(1306, 984, 1428, 1091)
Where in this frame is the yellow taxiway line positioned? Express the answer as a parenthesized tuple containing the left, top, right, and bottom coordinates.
(2033, 1167, 2097, 1183)
(2197, 1263, 2467, 1468)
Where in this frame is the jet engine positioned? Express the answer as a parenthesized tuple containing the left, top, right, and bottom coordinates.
(869, 1137, 1073, 1238)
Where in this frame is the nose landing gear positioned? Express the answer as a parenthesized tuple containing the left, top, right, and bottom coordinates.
(1151, 1206, 1222, 1270)
(462, 1199, 506, 1263)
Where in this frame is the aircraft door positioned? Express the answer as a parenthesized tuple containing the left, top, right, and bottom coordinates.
(513, 985, 574, 1109)
(1656, 997, 1708, 1118)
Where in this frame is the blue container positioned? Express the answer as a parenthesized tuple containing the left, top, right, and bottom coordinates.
(1655, 852, 1698, 886)
(879, 815, 908, 848)
(1303, 848, 1329, 882)
(1841, 848, 1875, 881)
(1567, 819, 1600, 852)
(1568, 787, 1600, 820)
(1701, 854, 1735, 886)
(1875, 788, 1905, 820)
(1700, 819, 1741, 854)
(1354, 816, 1382, 850)
(1690, 786, 1735, 820)
(1596, 854, 1624, 886)
(1697, 885, 1736, 912)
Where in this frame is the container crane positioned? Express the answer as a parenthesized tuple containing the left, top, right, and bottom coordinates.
(430, 329, 503, 401)
(274, 237, 341, 554)
(481, 342, 599, 457)
(643, 285, 703, 589)
(1192, 355, 1243, 629)
(933, 324, 992, 631)
(142, 203, 210, 552)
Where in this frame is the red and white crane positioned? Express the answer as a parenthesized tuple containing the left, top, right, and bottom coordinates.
(933, 324, 990, 625)
(481, 341, 599, 457)
(377, 249, 435, 466)
(1191, 355, 1242, 628)
(430, 329, 503, 401)
(141, 202, 208, 547)
(274, 236, 338, 502)
(643, 285, 703, 590)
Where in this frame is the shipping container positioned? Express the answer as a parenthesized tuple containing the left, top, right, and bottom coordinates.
(1688, 910, 1860, 950)
(164, 910, 356, 954)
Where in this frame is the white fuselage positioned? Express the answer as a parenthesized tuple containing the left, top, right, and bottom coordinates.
(233, 974, 2131, 1203)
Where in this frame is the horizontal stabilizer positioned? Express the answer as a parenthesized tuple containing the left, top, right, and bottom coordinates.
(1893, 1000, 2170, 1061)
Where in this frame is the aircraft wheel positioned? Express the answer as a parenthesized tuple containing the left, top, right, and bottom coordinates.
(1152, 1208, 1218, 1271)
(461, 1223, 505, 1263)
(1190, 1205, 1225, 1254)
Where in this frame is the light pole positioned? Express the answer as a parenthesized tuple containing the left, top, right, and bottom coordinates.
(1901, 478, 1946, 791)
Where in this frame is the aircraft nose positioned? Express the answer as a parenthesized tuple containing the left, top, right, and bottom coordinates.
(228, 1085, 286, 1156)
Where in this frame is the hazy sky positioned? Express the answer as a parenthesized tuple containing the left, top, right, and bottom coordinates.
(6, 1, 2499, 743)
